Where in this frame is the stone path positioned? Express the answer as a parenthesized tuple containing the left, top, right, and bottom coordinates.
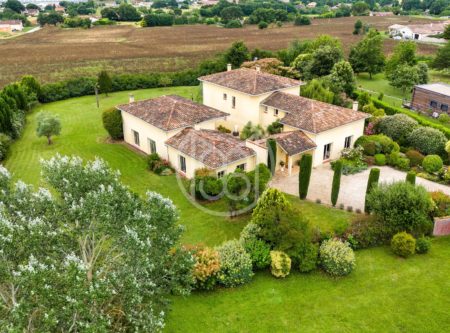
(270, 165, 450, 211)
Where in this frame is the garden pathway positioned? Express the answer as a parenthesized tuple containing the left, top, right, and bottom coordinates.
(270, 165, 450, 211)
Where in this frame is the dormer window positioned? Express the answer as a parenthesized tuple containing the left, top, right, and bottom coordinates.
(223, 93, 227, 100)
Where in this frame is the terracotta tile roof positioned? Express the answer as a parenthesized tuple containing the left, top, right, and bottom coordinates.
(117, 95, 228, 132)
(270, 131, 317, 155)
(262, 92, 368, 134)
(198, 68, 302, 95)
(165, 128, 255, 169)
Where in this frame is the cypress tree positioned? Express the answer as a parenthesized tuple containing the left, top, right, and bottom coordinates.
(299, 154, 313, 199)
(364, 167, 380, 213)
(406, 171, 416, 185)
(331, 160, 342, 207)
(98, 70, 112, 97)
(267, 138, 277, 175)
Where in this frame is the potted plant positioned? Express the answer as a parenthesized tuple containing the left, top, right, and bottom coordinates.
(279, 160, 285, 172)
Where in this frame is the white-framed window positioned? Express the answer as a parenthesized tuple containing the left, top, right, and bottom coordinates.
(132, 130, 140, 146)
(274, 109, 279, 117)
(223, 93, 227, 100)
(323, 143, 332, 160)
(179, 155, 186, 173)
(232, 96, 236, 109)
(236, 163, 246, 171)
(148, 138, 156, 154)
(264, 106, 268, 113)
(217, 170, 225, 178)
(344, 136, 353, 149)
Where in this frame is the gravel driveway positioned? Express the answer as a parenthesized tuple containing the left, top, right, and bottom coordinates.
(270, 165, 450, 211)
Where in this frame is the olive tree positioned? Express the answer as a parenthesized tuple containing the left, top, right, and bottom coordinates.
(0, 155, 193, 332)
(36, 112, 61, 144)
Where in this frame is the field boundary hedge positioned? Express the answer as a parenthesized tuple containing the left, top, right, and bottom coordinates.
(356, 90, 450, 139)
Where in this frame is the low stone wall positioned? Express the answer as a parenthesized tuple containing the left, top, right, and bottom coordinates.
(433, 217, 450, 236)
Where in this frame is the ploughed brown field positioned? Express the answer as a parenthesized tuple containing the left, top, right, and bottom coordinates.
(0, 16, 439, 87)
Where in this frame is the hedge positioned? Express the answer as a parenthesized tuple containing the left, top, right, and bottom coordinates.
(356, 91, 450, 139)
(299, 154, 312, 199)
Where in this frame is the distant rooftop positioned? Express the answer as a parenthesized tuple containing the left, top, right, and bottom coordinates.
(198, 68, 302, 96)
(415, 83, 450, 96)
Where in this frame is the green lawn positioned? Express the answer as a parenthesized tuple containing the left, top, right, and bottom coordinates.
(6, 86, 449, 333)
(166, 236, 450, 333)
(5, 87, 349, 245)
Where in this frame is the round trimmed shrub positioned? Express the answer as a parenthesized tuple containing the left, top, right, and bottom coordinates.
(408, 127, 447, 155)
(319, 239, 355, 276)
(270, 251, 291, 278)
(415, 236, 431, 254)
(374, 154, 386, 166)
(102, 107, 123, 139)
(377, 114, 418, 144)
(422, 155, 443, 173)
(438, 113, 450, 124)
(258, 21, 268, 29)
(244, 239, 271, 270)
(239, 222, 260, 244)
(298, 243, 318, 273)
(216, 240, 253, 287)
(405, 150, 424, 167)
(391, 232, 416, 257)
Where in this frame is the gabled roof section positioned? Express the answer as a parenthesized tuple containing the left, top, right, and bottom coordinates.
(165, 128, 255, 169)
(270, 131, 317, 156)
(198, 68, 302, 96)
(262, 92, 368, 134)
(116, 95, 228, 132)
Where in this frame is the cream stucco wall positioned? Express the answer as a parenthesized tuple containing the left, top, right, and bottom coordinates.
(122, 111, 172, 159)
(259, 106, 287, 129)
(166, 145, 256, 179)
(202, 81, 300, 132)
(122, 111, 221, 160)
(308, 119, 365, 167)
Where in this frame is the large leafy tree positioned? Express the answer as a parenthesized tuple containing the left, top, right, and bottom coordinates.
(388, 64, 420, 97)
(349, 29, 385, 79)
(224, 40, 250, 68)
(0, 156, 193, 331)
(432, 42, 450, 71)
(385, 41, 417, 79)
(328, 60, 356, 96)
(4, 0, 24, 13)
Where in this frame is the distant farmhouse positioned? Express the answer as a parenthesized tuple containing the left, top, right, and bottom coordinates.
(117, 67, 367, 178)
(0, 20, 23, 32)
(411, 83, 450, 117)
(388, 22, 449, 43)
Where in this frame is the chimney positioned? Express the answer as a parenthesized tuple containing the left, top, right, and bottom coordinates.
(255, 65, 261, 72)
(352, 101, 359, 111)
(227, 63, 232, 71)
(129, 93, 135, 103)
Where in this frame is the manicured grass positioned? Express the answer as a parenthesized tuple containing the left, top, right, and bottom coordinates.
(5, 86, 350, 246)
(5, 87, 244, 246)
(166, 236, 450, 332)
(356, 73, 407, 107)
(6, 86, 450, 332)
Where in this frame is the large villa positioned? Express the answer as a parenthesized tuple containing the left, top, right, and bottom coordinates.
(117, 66, 368, 178)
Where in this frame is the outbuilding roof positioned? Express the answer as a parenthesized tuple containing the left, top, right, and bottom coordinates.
(262, 92, 368, 134)
(415, 83, 450, 97)
(117, 95, 228, 132)
(165, 128, 255, 169)
(198, 68, 302, 96)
